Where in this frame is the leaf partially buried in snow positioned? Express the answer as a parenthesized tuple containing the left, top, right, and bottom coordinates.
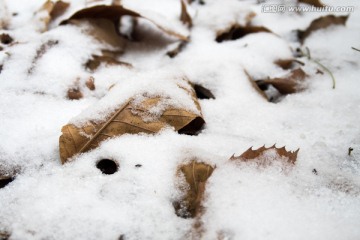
(262, 68, 307, 94)
(230, 145, 299, 166)
(274, 59, 305, 70)
(85, 50, 132, 71)
(298, 15, 348, 44)
(180, 0, 192, 28)
(216, 24, 271, 42)
(299, 0, 325, 7)
(62, 4, 189, 41)
(174, 160, 214, 218)
(36, 0, 70, 32)
(59, 84, 205, 163)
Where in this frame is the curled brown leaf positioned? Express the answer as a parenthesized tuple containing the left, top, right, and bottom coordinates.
(298, 15, 348, 44)
(62, 4, 189, 41)
(263, 68, 307, 94)
(59, 84, 205, 163)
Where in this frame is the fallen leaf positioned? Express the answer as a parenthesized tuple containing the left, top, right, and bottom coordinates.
(36, 0, 70, 32)
(62, 4, 189, 41)
(85, 76, 96, 90)
(174, 160, 214, 218)
(299, 0, 325, 7)
(180, 0, 192, 28)
(245, 71, 268, 100)
(59, 84, 205, 163)
(262, 68, 307, 94)
(274, 59, 305, 70)
(230, 145, 299, 166)
(70, 19, 126, 50)
(298, 15, 348, 44)
(50, 1, 70, 20)
(85, 53, 132, 71)
(216, 25, 271, 42)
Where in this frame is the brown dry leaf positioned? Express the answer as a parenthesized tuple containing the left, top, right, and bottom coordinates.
(274, 59, 305, 70)
(230, 145, 299, 166)
(245, 71, 268, 100)
(298, 15, 348, 44)
(36, 0, 70, 32)
(59, 85, 205, 163)
(86, 53, 132, 71)
(216, 24, 271, 42)
(174, 160, 214, 218)
(62, 4, 189, 41)
(180, 0, 192, 28)
(85, 76, 95, 90)
(299, 0, 325, 7)
(71, 19, 126, 50)
(263, 68, 307, 94)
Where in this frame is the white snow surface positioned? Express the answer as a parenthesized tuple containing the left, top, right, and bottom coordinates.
(1, 0, 360, 239)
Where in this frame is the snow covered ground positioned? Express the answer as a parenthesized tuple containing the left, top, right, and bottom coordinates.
(0, 0, 360, 239)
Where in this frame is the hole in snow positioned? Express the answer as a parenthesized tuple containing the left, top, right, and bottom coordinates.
(0, 34, 13, 45)
(0, 177, 14, 189)
(96, 159, 118, 175)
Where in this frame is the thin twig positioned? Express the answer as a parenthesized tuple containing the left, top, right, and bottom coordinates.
(352, 47, 360, 52)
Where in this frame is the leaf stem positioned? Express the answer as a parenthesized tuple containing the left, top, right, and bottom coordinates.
(301, 47, 336, 89)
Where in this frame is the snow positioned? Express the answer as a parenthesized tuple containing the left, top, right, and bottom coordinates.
(1, 0, 360, 239)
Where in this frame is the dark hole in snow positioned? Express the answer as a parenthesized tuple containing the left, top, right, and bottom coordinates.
(135, 164, 142, 168)
(178, 117, 205, 136)
(194, 84, 215, 99)
(0, 34, 13, 45)
(96, 159, 118, 175)
(255, 80, 269, 91)
(0, 177, 14, 189)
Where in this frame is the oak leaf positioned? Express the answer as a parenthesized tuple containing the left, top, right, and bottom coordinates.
(174, 160, 214, 218)
(230, 145, 299, 166)
(298, 15, 348, 44)
(59, 85, 205, 163)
